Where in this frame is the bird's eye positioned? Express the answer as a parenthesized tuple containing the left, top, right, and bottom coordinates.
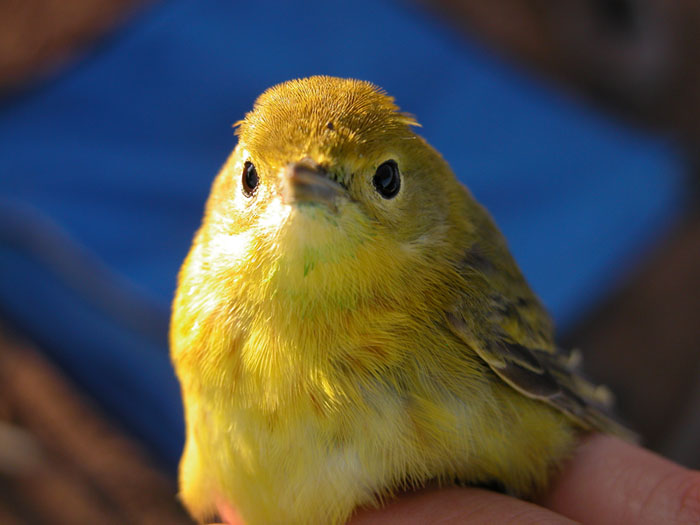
(372, 160, 400, 199)
(242, 161, 258, 196)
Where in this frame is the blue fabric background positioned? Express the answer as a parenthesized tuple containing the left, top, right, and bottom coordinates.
(0, 0, 686, 468)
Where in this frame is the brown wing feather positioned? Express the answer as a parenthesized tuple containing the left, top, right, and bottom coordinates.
(446, 234, 636, 441)
(447, 309, 636, 440)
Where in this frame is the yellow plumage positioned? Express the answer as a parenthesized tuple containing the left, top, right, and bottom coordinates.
(170, 76, 629, 525)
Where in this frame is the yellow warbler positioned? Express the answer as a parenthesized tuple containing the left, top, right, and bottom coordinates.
(170, 76, 630, 525)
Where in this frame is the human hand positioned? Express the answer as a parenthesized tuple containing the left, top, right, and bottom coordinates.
(217, 435, 700, 524)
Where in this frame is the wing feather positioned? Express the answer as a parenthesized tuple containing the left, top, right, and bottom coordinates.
(446, 242, 636, 441)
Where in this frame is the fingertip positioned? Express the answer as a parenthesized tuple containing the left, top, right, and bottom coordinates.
(216, 499, 245, 525)
(544, 433, 698, 525)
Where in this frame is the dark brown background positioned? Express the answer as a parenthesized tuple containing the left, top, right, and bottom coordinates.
(1, 0, 698, 522)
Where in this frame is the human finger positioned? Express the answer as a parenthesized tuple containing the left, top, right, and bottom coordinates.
(349, 486, 577, 525)
(543, 434, 700, 525)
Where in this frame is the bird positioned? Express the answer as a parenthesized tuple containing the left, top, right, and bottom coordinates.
(170, 75, 631, 525)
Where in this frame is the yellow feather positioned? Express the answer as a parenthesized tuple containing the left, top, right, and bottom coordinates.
(170, 76, 625, 524)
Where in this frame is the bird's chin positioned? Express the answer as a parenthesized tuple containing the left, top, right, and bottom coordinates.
(277, 193, 348, 234)
(289, 200, 339, 219)
(270, 200, 361, 271)
(280, 203, 341, 243)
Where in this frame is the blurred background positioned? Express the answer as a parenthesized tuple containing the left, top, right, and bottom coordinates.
(0, 0, 698, 522)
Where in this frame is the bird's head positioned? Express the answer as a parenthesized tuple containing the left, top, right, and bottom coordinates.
(198, 76, 473, 306)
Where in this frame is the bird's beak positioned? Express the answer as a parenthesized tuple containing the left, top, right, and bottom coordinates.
(281, 161, 345, 211)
